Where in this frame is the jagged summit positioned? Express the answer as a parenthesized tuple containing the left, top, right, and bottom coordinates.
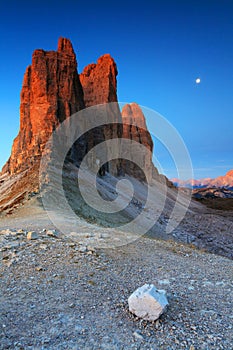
(226, 170, 233, 177)
(80, 54, 118, 106)
(57, 37, 75, 55)
(121, 103, 153, 181)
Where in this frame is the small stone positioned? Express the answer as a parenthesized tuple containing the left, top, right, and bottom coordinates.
(47, 230, 60, 238)
(9, 231, 17, 236)
(133, 331, 144, 340)
(16, 229, 26, 236)
(2, 255, 10, 261)
(75, 324, 84, 333)
(128, 284, 168, 321)
(79, 245, 88, 253)
(216, 281, 225, 286)
(87, 246, 95, 253)
(99, 233, 109, 239)
(35, 266, 43, 271)
(158, 279, 170, 285)
(85, 233, 95, 238)
(8, 242, 20, 249)
(27, 231, 39, 240)
(200, 309, 216, 315)
(2, 229, 14, 235)
(39, 244, 48, 250)
(18, 229, 25, 233)
(0, 247, 7, 252)
(203, 281, 214, 287)
(188, 286, 195, 291)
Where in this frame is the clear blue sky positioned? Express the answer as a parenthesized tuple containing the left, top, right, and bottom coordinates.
(1, 0, 233, 179)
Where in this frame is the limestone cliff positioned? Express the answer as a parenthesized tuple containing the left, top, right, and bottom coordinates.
(121, 103, 153, 182)
(3, 38, 84, 175)
(80, 54, 122, 175)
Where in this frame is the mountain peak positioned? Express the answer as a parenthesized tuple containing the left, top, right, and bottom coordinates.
(2, 38, 83, 175)
(57, 37, 75, 55)
(226, 170, 233, 177)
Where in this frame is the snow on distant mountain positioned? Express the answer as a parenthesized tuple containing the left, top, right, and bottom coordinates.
(171, 170, 233, 190)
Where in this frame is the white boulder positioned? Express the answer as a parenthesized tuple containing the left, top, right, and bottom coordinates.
(128, 284, 168, 321)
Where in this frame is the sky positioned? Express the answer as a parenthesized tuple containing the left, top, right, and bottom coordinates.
(0, 0, 233, 180)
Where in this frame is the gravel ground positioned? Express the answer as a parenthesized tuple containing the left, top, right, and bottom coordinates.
(0, 227, 232, 349)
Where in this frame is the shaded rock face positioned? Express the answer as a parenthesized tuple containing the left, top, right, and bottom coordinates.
(79, 55, 122, 175)
(121, 103, 154, 182)
(80, 54, 118, 107)
(3, 38, 84, 175)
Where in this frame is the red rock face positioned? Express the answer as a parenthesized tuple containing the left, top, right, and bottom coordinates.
(80, 54, 118, 106)
(4, 38, 84, 175)
(121, 103, 154, 182)
(2, 39, 158, 185)
(80, 54, 122, 175)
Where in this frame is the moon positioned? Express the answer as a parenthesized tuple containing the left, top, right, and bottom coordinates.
(196, 78, 201, 84)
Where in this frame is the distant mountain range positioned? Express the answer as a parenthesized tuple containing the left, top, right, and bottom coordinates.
(172, 170, 233, 190)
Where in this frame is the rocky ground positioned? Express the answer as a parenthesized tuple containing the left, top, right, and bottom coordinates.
(0, 218, 233, 349)
(0, 177, 233, 349)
